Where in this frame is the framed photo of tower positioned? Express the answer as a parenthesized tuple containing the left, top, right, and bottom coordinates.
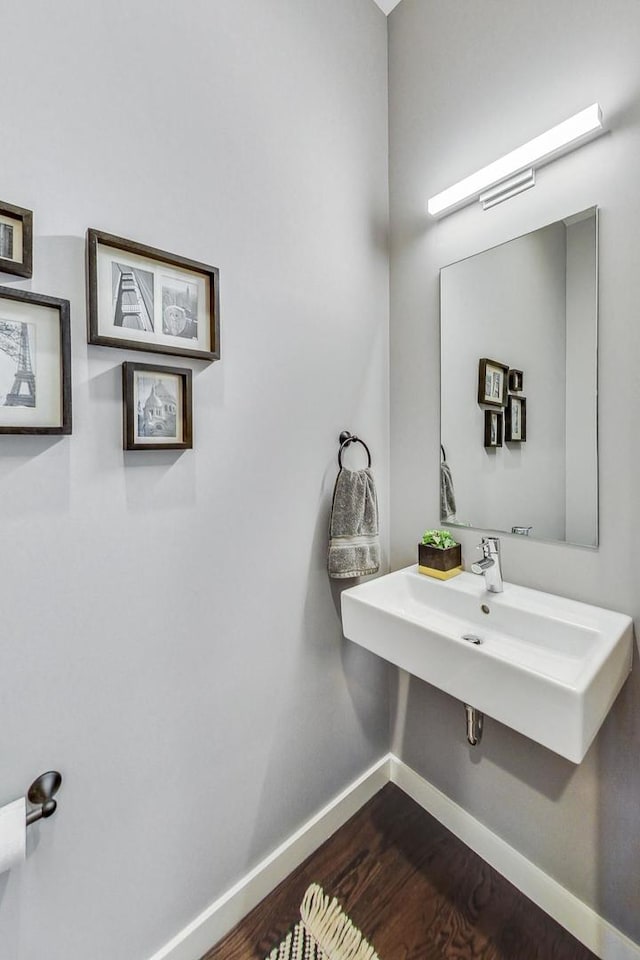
(484, 409, 503, 448)
(505, 395, 527, 442)
(122, 362, 192, 451)
(0, 201, 33, 278)
(87, 229, 220, 362)
(0, 287, 71, 434)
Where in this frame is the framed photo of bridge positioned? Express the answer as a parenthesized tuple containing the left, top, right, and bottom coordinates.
(0, 200, 33, 278)
(0, 287, 72, 434)
(122, 361, 192, 451)
(86, 229, 220, 362)
(478, 357, 508, 407)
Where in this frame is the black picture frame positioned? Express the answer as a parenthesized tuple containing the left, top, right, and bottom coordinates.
(508, 368, 523, 392)
(478, 357, 508, 407)
(87, 229, 220, 362)
(122, 361, 193, 451)
(0, 201, 33, 278)
(484, 409, 503, 448)
(0, 286, 71, 434)
(505, 395, 527, 442)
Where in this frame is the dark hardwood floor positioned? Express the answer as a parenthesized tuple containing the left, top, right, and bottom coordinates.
(203, 783, 598, 960)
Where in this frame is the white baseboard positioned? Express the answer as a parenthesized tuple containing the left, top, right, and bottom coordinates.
(389, 756, 640, 960)
(147, 755, 391, 960)
(148, 753, 640, 960)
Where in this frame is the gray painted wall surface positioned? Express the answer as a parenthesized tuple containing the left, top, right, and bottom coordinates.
(0, 2, 390, 958)
(565, 215, 598, 545)
(389, 0, 640, 943)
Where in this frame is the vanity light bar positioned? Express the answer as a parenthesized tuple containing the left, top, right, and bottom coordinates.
(427, 103, 604, 219)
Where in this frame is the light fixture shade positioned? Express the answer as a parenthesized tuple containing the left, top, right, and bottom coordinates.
(427, 103, 604, 218)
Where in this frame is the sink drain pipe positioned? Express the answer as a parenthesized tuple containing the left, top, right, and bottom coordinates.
(464, 704, 484, 746)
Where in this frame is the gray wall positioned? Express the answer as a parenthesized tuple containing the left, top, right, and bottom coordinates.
(0, 2, 390, 959)
(389, 0, 640, 944)
(441, 223, 567, 540)
(565, 214, 598, 545)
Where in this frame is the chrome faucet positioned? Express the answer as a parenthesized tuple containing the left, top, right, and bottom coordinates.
(471, 536, 503, 593)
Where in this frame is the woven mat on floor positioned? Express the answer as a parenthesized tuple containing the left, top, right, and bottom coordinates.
(265, 884, 379, 960)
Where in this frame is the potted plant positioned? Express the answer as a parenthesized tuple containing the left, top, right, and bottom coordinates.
(418, 529, 462, 580)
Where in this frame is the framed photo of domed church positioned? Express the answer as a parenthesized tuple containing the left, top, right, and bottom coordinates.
(122, 361, 192, 451)
(87, 229, 220, 362)
(0, 286, 72, 434)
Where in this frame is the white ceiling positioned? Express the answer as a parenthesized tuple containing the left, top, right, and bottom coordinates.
(372, 0, 403, 14)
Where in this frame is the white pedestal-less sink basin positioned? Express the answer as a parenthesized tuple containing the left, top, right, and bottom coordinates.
(341, 566, 633, 762)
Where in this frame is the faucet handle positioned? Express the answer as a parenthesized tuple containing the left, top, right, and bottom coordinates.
(472, 537, 503, 592)
(478, 536, 500, 559)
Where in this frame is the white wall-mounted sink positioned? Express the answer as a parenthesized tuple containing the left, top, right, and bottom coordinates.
(341, 566, 633, 762)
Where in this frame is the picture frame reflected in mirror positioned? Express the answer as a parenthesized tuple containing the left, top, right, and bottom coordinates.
(508, 368, 523, 392)
(478, 357, 508, 407)
(506, 395, 527, 442)
(484, 409, 503, 448)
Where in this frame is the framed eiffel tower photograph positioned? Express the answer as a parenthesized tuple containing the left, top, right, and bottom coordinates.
(0, 200, 33, 278)
(0, 287, 71, 434)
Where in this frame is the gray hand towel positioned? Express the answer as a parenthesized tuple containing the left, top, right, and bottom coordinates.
(328, 467, 380, 579)
(440, 460, 457, 521)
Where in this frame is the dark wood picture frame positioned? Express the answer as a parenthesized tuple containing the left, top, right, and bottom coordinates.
(122, 361, 193, 451)
(87, 229, 220, 362)
(505, 395, 527, 442)
(478, 358, 508, 407)
(484, 409, 503, 448)
(0, 286, 71, 434)
(508, 368, 523, 392)
(0, 201, 33, 278)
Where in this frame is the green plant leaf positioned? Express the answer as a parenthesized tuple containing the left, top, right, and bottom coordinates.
(421, 529, 458, 549)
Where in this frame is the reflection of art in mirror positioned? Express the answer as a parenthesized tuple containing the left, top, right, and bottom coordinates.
(122, 362, 193, 451)
(477, 358, 508, 406)
(440, 206, 598, 546)
(508, 368, 523, 392)
(506, 395, 527, 442)
(0, 200, 33, 278)
(484, 410, 503, 448)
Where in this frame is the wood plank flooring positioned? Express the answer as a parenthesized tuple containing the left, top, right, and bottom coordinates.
(203, 783, 598, 960)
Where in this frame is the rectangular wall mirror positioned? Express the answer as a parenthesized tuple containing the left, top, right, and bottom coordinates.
(440, 207, 598, 547)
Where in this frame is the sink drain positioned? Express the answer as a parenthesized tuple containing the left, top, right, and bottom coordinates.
(462, 633, 483, 645)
